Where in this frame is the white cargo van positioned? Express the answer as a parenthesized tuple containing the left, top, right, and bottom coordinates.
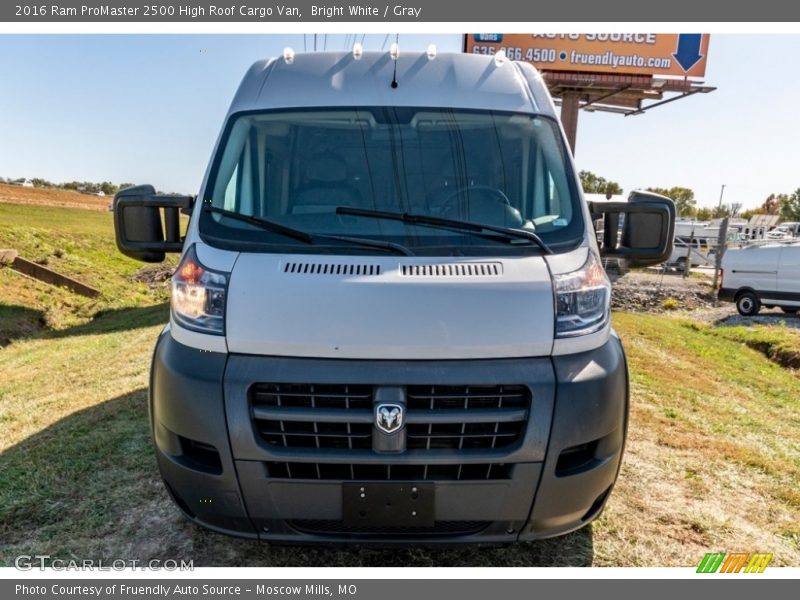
(720, 242, 800, 315)
(113, 49, 674, 543)
(667, 236, 715, 269)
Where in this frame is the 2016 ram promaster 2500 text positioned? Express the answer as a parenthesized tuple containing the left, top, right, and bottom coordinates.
(113, 49, 675, 543)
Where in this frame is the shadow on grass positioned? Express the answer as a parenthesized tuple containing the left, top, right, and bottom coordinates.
(0, 386, 594, 567)
(1, 302, 169, 346)
(0, 388, 159, 561)
(49, 303, 170, 339)
(0, 304, 45, 346)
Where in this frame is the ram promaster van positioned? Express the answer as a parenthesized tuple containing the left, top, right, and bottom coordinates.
(719, 242, 800, 315)
(113, 49, 674, 543)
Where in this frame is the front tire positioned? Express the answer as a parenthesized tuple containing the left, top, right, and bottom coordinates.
(736, 291, 760, 316)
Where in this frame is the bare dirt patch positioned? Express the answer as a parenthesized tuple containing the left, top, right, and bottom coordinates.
(0, 183, 109, 211)
(131, 265, 174, 287)
(612, 270, 716, 313)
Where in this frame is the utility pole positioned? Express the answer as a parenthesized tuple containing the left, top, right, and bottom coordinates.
(711, 217, 729, 294)
(716, 184, 726, 216)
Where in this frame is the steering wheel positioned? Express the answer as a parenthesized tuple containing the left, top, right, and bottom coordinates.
(439, 185, 511, 209)
(435, 185, 522, 227)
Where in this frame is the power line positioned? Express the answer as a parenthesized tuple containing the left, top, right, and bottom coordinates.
(381, 34, 390, 50)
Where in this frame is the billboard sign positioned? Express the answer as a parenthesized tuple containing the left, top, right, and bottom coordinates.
(465, 33, 710, 78)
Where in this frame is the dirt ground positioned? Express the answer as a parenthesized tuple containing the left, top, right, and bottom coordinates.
(0, 183, 110, 211)
(611, 270, 716, 312)
(612, 269, 800, 328)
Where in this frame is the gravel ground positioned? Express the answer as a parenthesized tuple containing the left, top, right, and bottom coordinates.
(692, 307, 800, 329)
(611, 270, 716, 313)
(612, 269, 800, 328)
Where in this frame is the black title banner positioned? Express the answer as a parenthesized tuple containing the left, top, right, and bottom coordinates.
(4, 0, 800, 22)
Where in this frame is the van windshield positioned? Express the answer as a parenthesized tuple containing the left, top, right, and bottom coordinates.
(200, 107, 584, 255)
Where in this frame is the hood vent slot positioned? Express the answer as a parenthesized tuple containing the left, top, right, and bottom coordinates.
(400, 262, 502, 277)
(283, 262, 381, 276)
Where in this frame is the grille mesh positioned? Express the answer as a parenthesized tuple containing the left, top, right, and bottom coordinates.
(251, 383, 372, 450)
(251, 383, 373, 409)
(406, 385, 529, 450)
(250, 384, 530, 454)
(266, 462, 513, 481)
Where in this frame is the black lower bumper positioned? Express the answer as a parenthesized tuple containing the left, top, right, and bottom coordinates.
(149, 329, 628, 543)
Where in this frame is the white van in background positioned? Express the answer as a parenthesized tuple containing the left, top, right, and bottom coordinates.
(719, 242, 800, 315)
(667, 236, 715, 269)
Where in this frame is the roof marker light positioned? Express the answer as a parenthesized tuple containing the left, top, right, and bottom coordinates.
(390, 43, 400, 60)
(283, 47, 295, 64)
(494, 49, 507, 66)
(426, 44, 437, 60)
(353, 42, 363, 60)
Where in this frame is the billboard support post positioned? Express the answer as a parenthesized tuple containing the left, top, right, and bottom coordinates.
(560, 91, 579, 154)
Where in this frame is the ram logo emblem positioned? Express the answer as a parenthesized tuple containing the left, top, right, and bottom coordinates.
(375, 403, 404, 434)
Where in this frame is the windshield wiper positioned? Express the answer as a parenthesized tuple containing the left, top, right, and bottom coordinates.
(206, 205, 313, 243)
(335, 206, 553, 255)
(204, 205, 414, 256)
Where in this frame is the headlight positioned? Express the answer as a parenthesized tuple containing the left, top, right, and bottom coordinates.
(553, 251, 610, 337)
(171, 245, 228, 335)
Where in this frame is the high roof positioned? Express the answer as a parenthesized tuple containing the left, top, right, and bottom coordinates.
(226, 51, 555, 117)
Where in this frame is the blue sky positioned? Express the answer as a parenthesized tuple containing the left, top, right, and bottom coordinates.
(0, 34, 797, 209)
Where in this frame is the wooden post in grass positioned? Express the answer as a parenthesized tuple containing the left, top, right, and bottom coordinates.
(683, 232, 694, 279)
(9, 256, 101, 298)
(712, 218, 729, 294)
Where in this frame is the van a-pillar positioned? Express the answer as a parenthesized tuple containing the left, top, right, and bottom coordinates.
(560, 91, 580, 154)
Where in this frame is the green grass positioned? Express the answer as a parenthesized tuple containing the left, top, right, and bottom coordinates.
(0, 203, 172, 335)
(0, 201, 799, 566)
(694, 321, 800, 369)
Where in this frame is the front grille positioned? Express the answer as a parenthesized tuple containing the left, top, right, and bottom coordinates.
(251, 383, 373, 449)
(251, 383, 373, 409)
(406, 384, 529, 410)
(250, 383, 530, 452)
(290, 519, 490, 537)
(406, 385, 530, 450)
(266, 462, 513, 481)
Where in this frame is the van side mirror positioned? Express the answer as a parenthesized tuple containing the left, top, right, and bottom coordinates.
(589, 190, 676, 268)
(113, 185, 194, 262)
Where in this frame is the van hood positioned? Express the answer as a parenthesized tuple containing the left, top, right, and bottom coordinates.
(224, 253, 555, 359)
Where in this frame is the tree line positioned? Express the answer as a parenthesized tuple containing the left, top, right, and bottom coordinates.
(579, 170, 800, 222)
(0, 176, 134, 196)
